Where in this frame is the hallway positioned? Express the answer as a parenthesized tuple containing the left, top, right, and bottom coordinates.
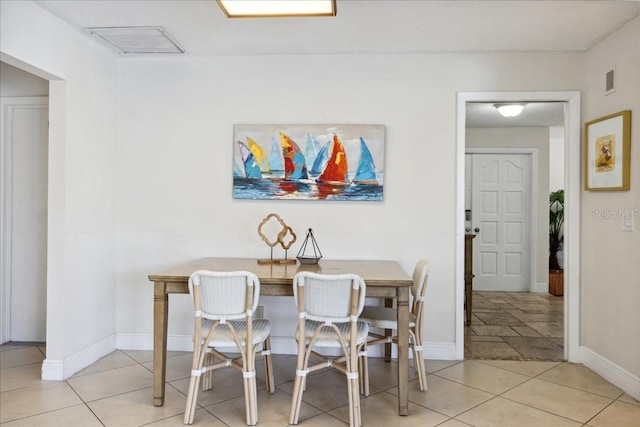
(465, 291, 564, 361)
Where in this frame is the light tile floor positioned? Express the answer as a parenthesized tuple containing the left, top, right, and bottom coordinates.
(465, 291, 564, 361)
(2, 343, 639, 426)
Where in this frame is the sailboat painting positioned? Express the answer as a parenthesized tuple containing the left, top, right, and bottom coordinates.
(233, 124, 385, 201)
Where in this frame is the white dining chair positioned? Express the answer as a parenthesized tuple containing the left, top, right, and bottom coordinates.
(359, 259, 431, 395)
(289, 272, 368, 427)
(184, 270, 275, 425)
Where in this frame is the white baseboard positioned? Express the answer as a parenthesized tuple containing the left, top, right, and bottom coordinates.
(531, 282, 549, 293)
(116, 333, 459, 361)
(271, 338, 458, 360)
(581, 346, 640, 401)
(270, 336, 297, 355)
(117, 333, 194, 352)
(117, 333, 309, 355)
(116, 333, 153, 350)
(423, 341, 459, 360)
(42, 335, 116, 380)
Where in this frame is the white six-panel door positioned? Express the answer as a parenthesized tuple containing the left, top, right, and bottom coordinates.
(471, 153, 531, 292)
(0, 96, 49, 343)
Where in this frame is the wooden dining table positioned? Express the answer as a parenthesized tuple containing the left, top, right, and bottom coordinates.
(148, 257, 414, 416)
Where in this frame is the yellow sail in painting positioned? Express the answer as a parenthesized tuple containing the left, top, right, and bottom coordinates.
(247, 137, 270, 173)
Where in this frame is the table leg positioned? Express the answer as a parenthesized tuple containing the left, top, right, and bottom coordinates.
(396, 286, 410, 416)
(384, 298, 393, 362)
(153, 281, 169, 406)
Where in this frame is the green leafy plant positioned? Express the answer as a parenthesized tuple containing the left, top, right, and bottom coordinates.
(549, 189, 564, 271)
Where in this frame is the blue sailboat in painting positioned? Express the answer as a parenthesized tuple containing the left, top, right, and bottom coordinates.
(305, 134, 322, 170)
(353, 137, 378, 185)
(310, 141, 330, 175)
(268, 137, 284, 172)
(237, 141, 262, 178)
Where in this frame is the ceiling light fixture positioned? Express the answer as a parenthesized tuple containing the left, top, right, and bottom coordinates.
(217, 0, 336, 18)
(494, 103, 525, 118)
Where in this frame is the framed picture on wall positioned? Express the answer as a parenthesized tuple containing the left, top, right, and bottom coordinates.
(232, 124, 385, 201)
(584, 110, 631, 191)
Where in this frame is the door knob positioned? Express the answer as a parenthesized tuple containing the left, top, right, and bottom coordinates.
(474, 227, 480, 233)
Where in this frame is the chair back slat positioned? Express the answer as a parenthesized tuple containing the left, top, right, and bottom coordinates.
(410, 260, 431, 330)
(189, 270, 259, 321)
(411, 259, 431, 310)
(294, 272, 366, 322)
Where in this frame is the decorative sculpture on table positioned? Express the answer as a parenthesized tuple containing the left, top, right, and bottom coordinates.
(257, 213, 297, 265)
(296, 228, 323, 265)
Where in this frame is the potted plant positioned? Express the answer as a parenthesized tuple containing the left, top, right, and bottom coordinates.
(549, 189, 564, 295)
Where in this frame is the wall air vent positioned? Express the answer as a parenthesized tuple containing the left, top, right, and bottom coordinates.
(84, 26, 185, 54)
(605, 65, 615, 95)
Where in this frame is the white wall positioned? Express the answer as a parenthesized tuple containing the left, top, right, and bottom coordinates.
(115, 53, 584, 358)
(549, 126, 565, 192)
(0, 1, 119, 378)
(466, 127, 550, 291)
(581, 15, 640, 395)
(0, 62, 49, 96)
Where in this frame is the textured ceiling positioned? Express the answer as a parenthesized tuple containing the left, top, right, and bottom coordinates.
(32, 1, 638, 127)
(35, 1, 640, 56)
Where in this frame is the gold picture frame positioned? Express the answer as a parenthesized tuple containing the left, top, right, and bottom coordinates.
(584, 110, 631, 191)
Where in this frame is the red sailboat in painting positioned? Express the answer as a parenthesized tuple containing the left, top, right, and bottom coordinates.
(279, 132, 309, 180)
(316, 134, 350, 186)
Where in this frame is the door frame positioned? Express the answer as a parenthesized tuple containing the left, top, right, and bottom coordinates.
(0, 96, 49, 343)
(456, 91, 581, 363)
(466, 149, 538, 293)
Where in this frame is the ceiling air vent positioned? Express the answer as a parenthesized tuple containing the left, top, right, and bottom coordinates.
(84, 26, 185, 54)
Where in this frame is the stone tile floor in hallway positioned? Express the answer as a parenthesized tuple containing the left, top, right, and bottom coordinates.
(2, 343, 639, 426)
(465, 291, 564, 361)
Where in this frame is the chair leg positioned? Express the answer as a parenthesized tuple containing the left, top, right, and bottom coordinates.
(263, 337, 275, 393)
(246, 375, 258, 426)
(202, 350, 213, 391)
(415, 347, 427, 391)
(183, 374, 200, 425)
(251, 375, 259, 424)
(242, 374, 252, 425)
(243, 344, 258, 426)
(354, 377, 362, 427)
(359, 345, 369, 397)
(347, 375, 355, 427)
(289, 342, 308, 425)
(184, 345, 205, 425)
(411, 332, 428, 392)
(347, 344, 363, 427)
(289, 369, 306, 425)
(347, 368, 362, 426)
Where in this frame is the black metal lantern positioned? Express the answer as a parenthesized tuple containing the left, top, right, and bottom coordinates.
(296, 228, 322, 265)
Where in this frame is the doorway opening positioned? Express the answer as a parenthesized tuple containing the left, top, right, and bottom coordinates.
(0, 62, 50, 346)
(456, 92, 581, 363)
